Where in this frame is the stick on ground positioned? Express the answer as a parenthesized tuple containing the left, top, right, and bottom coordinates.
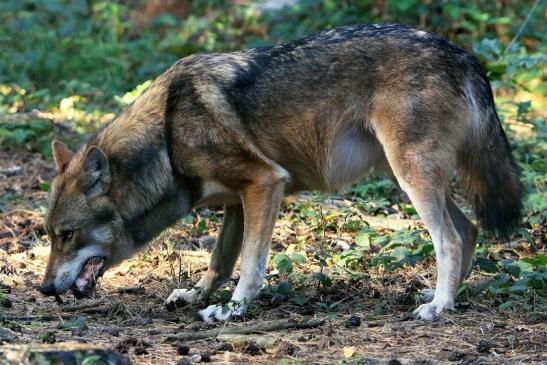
(164, 318, 325, 342)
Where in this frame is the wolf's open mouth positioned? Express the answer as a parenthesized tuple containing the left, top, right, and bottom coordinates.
(71, 256, 105, 298)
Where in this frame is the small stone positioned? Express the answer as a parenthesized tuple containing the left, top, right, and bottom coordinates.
(176, 360, 192, 365)
(1, 297, 12, 308)
(124, 337, 138, 346)
(115, 342, 129, 354)
(199, 236, 217, 250)
(300, 304, 315, 315)
(134, 340, 151, 355)
(200, 353, 211, 362)
(216, 342, 234, 352)
(134, 345, 148, 355)
(387, 360, 402, 365)
(103, 327, 121, 337)
(345, 315, 361, 328)
(447, 350, 466, 362)
(189, 324, 200, 331)
(190, 354, 202, 362)
(166, 301, 177, 312)
(137, 339, 151, 347)
(71, 327, 85, 337)
(115, 336, 138, 353)
(360, 358, 381, 365)
(476, 340, 492, 353)
(176, 343, 190, 355)
(244, 340, 262, 356)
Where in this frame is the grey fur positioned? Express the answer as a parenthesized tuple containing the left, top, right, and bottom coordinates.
(41, 24, 522, 321)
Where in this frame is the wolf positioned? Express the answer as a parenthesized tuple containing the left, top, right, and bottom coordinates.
(40, 24, 522, 321)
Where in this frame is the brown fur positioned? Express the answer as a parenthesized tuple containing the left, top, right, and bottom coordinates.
(41, 24, 522, 321)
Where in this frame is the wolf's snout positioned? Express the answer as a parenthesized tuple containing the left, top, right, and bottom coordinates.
(40, 280, 56, 296)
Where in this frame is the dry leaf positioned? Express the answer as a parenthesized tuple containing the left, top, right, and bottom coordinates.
(343, 346, 355, 358)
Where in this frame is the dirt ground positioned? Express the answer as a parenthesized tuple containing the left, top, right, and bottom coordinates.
(1, 148, 545, 365)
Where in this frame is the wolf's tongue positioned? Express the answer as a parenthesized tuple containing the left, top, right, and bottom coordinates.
(73, 257, 104, 294)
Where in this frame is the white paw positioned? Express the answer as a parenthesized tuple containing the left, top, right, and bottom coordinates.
(420, 288, 435, 302)
(413, 300, 455, 321)
(166, 288, 201, 305)
(198, 302, 246, 323)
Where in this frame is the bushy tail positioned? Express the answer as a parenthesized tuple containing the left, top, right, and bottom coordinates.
(459, 68, 523, 238)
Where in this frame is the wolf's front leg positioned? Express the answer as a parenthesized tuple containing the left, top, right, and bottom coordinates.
(166, 204, 244, 305)
(199, 168, 287, 322)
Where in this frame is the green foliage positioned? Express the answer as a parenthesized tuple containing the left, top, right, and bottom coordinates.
(0, 118, 55, 155)
(473, 254, 546, 314)
(264, 0, 545, 50)
(61, 316, 88, 330)
(338, 227, 435, 270)
(0, 0, 544, 114)
(81, 355, 102, 365)
(505, 103, 546, 226)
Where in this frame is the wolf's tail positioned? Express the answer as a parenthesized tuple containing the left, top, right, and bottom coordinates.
(459, 64, 523, 238)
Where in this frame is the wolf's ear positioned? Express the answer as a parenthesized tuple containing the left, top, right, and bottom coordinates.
(84, 146, 111, 198)
(52, 140, 74, 173)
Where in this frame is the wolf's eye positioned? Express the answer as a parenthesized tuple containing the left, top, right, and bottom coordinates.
(61, 230, 74, 242)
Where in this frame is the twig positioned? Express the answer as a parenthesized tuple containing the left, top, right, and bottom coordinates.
(61, 300, 105, 312)
(217, 334, 278, 349)
(116, 286, 145, 294)
(215, 319, 229, 340)
(0, 315, 69, 321)
(164, 318, 325, 342)
(500, 0, 541, 59)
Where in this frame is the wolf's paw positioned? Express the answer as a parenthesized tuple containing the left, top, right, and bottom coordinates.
(166, 288, 201, 305)
(419, 288, 435, 302)
(413, 299, 455, 321)
(198, 302, 246, 323)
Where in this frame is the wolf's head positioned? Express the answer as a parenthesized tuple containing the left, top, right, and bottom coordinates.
(40, 140, 128, 297)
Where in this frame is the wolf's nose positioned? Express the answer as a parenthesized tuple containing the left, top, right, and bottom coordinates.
(39, 281, 56, 296)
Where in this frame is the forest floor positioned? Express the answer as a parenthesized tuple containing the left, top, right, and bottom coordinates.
(1, 148, 545, 365)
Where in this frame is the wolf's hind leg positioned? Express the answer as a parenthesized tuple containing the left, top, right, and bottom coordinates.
(376, 140, 463, 320)
(446, 194, 477, 284)
(371, 93, 470, 320)
(420, 195, 477, 303)
(166, 204, 244, 305)
(404, 185, 462, 320)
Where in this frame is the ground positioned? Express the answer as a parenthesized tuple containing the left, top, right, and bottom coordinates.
(1, 148, 545, 365)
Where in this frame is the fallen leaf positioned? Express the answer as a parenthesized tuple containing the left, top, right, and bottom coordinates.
(343, 346, 355, 358)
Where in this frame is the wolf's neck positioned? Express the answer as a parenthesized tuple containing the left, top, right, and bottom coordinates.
(100, 126, 197, 247)
(91, 84, 199, 247)
(92, 114, 170, 217)
(91, 112, 182, 247)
